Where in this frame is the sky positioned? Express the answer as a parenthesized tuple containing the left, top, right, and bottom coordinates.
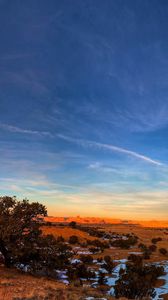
(0, 0, 168, 220)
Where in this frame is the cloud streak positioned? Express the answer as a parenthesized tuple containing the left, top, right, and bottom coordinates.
(58, 134, 162, 166)
(0, 123, 162, 166)
(0, 123, 53, 137)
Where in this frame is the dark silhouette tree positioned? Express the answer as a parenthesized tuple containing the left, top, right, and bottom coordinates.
(0, 196, 73, 276)
(0, 196, 47, 267)
(69, 221, 77, 228)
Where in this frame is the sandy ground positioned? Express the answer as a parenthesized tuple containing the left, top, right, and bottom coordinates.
(0, 265, 114, 300)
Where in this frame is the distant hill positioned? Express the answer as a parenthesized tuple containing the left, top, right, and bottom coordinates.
(45, 216, 122, 224)
(45, 216, 168, 227)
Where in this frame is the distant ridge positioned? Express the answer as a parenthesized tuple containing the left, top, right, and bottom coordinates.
(45, 216, 168, 228)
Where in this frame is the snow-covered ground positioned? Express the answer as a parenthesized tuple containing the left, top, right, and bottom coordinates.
(107, 259, 127, 296)
(90, 258, 168, 299)
(154, 260, 168, 300)
(56, 270, 69, 285)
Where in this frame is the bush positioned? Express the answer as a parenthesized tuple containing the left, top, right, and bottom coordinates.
(111, 235, 138, 249)
(69, 235, 79, 244)
(68, 263, 95, 280)
(114, 257, 164, 299)
(151, 237, 162, 244)
(89, 247, 100, 254)
(80, 255, 93, 264)
(159, 248, 167, 255)
(103, 255, 114, 273)
(57, 236, 65, 243)
(97, 271, 107, 285)
(138, 243, 147, 250)
(69, 221, 76, 228)
(142, 249, 151, 260)
(148, 244, 157, 252)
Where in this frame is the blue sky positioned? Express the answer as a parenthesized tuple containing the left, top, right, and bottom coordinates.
(0, 0, 168, 219)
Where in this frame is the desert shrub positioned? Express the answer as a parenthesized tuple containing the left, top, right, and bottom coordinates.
(103, 255, 114, 273)
(142, 248, 151, 260)
(159, 248, 167, 255)
(97, 271, 107, 285)
(138, 243, 147, 250)
(57, 236, 65, 243)
(151, 237, 162, 244)
(69, 221, 77, 228)
(26, 235, 72, 277)
(114, 256, 164, 299)
(87, 239, 109, 251)
(128, 254, 143, 266)
(148, 244, 157, 252)
(67, 263, 95, 280)
(69, 235, 79, 244)
(111, 235, 138, 249)
(97, 257, 103, 263)
(89, 246, 100, 254)
(80, 254, 93, 264)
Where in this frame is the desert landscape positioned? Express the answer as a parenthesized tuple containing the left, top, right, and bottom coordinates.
(1, 0, 168, 299)
(1, 207, 168, 300)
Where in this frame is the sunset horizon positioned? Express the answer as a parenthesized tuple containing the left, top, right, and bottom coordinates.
(0, 1, 168, 221)
(1, 2, 168, 298)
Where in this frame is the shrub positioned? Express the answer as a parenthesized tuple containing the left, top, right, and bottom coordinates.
(159, 248, 167, 255)
(97, 271, 107, 285)
(80, 255, 93, 264)
(68, 263, 95, 280)
(114, 257, 164, 299)
(151, 237, 162, 244)
(148, 244, 157, 252)
(69, 221, 77, 228)
(103, 255, 114, 273)
(142, 249, 151, 260)
(69, 235, 79, 244)
(57, 236, 65, 243)
(111, 235, 138, 249)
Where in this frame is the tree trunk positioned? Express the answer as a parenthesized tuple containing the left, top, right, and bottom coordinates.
(0, 239, 12, 267)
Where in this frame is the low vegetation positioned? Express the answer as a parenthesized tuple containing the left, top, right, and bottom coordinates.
(114, 255, 164, 299)
(0, 196, 167, 300)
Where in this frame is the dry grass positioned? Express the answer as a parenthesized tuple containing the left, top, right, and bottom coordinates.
(99, 224, 168, 263)
(0, 266, 114, 300)
(1, 224, 168, 299)
(41, 226, 96, 242)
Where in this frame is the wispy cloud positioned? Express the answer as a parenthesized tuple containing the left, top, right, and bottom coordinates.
(0, 70, 48, 95)
(0, 123, 53, 137)
(58, 134, 162, 166)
